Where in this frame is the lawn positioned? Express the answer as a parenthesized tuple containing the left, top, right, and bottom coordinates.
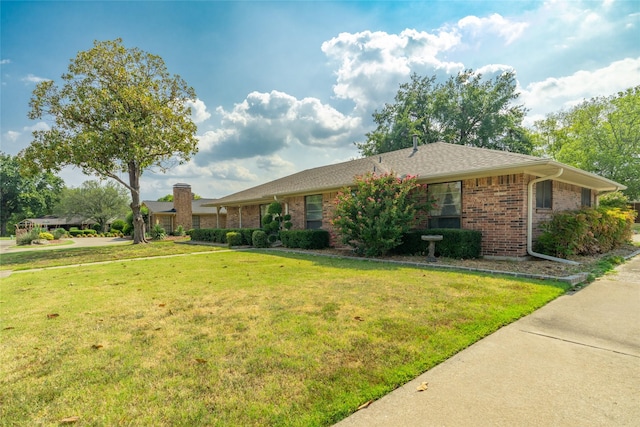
(0, 240, 222, 271)
(0, 245, 569, 426)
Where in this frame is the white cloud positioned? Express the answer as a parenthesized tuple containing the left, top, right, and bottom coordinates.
(0, 59, 10, 65)
(23, 122, 50, 132)
(21, 74, 48, 84)
(255, 155, 294, 172)
(321, 29, 463, 111)
(186, 98, 211, 124)
(457, 13, 529, 45)
(195, 90, 361, 163)
(521, 57, 640, 125)
(4, 130, 21, 142)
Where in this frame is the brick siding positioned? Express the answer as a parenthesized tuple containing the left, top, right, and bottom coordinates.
(218, 175, 592, 258)
(173, 184, 192, 231)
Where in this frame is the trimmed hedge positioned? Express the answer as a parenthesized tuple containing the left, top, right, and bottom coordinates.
(68, 228, 97, 237)
(280, 230, 330, 250)
(393, 229, 482, 259)
(188, 228, 260, 246)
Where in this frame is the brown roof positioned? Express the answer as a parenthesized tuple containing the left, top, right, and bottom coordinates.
(205, 142, 625, 206)
(142, 199, 226, 215)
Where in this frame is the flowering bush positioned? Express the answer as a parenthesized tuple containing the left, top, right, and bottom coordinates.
(332, 172, 431, 256)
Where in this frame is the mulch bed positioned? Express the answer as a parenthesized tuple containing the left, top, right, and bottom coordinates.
(272, 243, 640, 282)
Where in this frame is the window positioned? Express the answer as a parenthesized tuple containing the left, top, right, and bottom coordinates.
(192, 215, 200, 229)
(305, 194, 323, 229)
(428, 181, 461, 228)
(581, 188, 591, 207)
(157, 215, 172, 231)
(536, 181, 552, 209)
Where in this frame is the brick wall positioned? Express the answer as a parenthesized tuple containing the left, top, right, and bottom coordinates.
(199, 214, 224, 229)
(287, 196, 306, 230)
(173, 183, 192, 232)
(531, 179, 586, 239)
(215, 175, 590, 258)
(462, 174, 528, 258)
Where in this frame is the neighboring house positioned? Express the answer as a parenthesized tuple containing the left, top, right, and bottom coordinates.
(15, 216, 97, 234)
(203, 142, 625, 259)
(143, 183, 226, 233)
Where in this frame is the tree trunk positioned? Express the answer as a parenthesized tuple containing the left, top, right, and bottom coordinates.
(129, 164, 148, 244)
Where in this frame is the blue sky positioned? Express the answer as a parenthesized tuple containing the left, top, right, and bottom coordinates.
(1, 0, 639, 201)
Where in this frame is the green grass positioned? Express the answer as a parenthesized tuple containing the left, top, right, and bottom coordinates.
(0, 240, 222, 271)
(0, 246, 569, 426)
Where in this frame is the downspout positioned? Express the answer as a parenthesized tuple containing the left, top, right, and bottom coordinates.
(527, 168, 580, 265)
(239, 206, 243, 228)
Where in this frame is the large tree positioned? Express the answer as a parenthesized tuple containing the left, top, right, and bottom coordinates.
(55, 180, 130, 232)
(358, 70, 531, 156)
(20, 39, 198, 243)
(0, 152, 65, 236)
(532, 87, 640, 200)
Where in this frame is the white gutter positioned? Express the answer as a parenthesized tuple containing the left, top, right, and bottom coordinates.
(527, 168, 580, 265)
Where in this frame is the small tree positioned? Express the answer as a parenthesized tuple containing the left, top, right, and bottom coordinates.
(262, 202, 285, 240)
(332, 172, 430, 256)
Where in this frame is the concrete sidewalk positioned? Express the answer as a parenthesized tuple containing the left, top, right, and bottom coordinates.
(335, 254, 640, 427)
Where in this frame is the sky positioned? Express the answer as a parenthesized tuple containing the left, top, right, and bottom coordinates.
(1, 0, 639, 201)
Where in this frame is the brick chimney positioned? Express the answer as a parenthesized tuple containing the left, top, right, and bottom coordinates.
(173, 183, 193, 231)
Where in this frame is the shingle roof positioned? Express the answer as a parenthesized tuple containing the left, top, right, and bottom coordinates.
(142, 199, 226, 215)
(207, 142, 625, 206)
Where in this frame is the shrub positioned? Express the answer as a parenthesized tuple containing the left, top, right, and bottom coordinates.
(252, 230, 269, 248)
(39, 232, 54, 240)
(110, 219, 126, 232)
(69, 228, 83, 237)
(332, 172, 431, 256)
(226, 232, 243, 247)
(52, 228, 68, 239)
(189, 228, 260, 245)
(16, 228, 42, 246)
(151, 224, 166, 240)
(83, 229, 97, 236)
(174, 225, 186, 237)
(393, 229, 482, 259)
(535, 206, 635, 258)
(599, 191, 630, 209)
(280, 230, 330, 249)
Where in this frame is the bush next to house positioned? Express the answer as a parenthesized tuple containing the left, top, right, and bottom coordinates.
(252, 230, 269, 248)
(52, 228, 68, 239)
(393, 229, 482, 259)
(226, 232, 243, 248)
(280, 230, 330, 250)
(535, 206, 636, 258)
(151, 224, 166, 240)
(189, 228, 260, 245)
(39, 232, 54, 241)
(332, 172, 431, 256)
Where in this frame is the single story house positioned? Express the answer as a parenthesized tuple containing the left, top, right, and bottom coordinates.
(142, 183, 226, 233)
(202, 142, 625, 259)
(15, 216, 97, 234)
